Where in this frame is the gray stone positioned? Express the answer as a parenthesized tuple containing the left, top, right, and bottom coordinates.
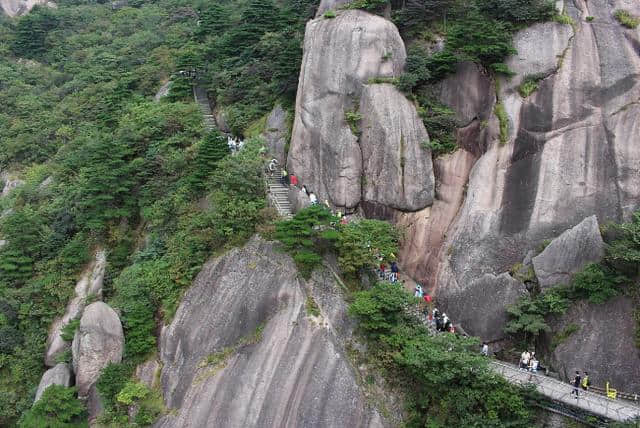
(532, 216, 604, 288)
(154, 81, 171, 102)
(34, 363, 72, 403)
(288, 10, 406, 210)
(288, 186, 311, 213)
(156, 236, 382, 428)
(136, 359, 161, 389)
(46, 249, 107, 366)
(262, 104, 289, 165)
(0, 239, 6, 249)
(72, 302, 124, 399)
(214, 108, 231, 133)
(359, 84, 434, 211)
(551, 296, 640, 393)
(1, 172, 24, 197)
(435, 62, 495, 125)
(441, 273, 527, 342)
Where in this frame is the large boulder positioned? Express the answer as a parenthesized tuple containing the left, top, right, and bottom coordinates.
(550, 296, 640, 393)
(1, 172, 24, 197)
(156, 236, 382, 428)
(440, 273, 527, 342)
(532, 215, 604, 288)
(45, 249, 107, 366)
(262, 104, 289, 165)
(359, 84, 434, 211)
(34, 363, 72, 403)
(288, 10, 406, 210)
(72, 302, 124, 398)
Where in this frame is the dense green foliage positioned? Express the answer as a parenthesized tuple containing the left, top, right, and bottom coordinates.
(336, 219, 399, 276)
(614, 9, 639, 29)
(19, 385, 87, 428)
(0, 0, 281, 422)
(275, 205, 337, 277)
(350, 283, 534, 427)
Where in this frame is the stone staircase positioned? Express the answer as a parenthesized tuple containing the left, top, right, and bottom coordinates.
(193, 86, 216, 131)
(266, 168, 292, 219)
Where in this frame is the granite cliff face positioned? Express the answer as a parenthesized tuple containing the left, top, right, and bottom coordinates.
(288, 1, 640, 391)
(153, 237, 383, 428)
(287, 10, 434, 212)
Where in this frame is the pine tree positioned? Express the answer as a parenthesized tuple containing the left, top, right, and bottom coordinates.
(188, 130, 229, 193)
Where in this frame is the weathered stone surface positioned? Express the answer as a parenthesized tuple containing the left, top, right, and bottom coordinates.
(262, 104, 289, 165)
(551, 296, 640, 393)
(72, 302, 124, 399)
(396, 149, 476, 287)
(288, 186, 312, 213)
(359, 84, 434, 211)
(156, 236, 382, 428)
(0, 0, 50, 16)
(1, 172, 24, 197)
(154, 81, 171, 102)
(426, 0, 640, 388)
(34, 363, 72, 403)
(45, 249, 107, 366)
(441, 273, 526, 342)
(532, 215, 604, 288)
(435, 62, 495, 125)
(288, 10, 406, 210)
(215, 108, 231, 133)
(136, 359, 162, 389)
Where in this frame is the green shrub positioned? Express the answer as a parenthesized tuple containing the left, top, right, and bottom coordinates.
(569, 263, 626, 304)
(19, 385, 87, 428)
(478, 0, 555, 23)
(323, 10, 336, 18)
(305, 296, 320, 317)
(416, 95, 459, 155)
(349, 282, 413, 337)
(494, 101, 509, 143)
(275, 205, 337, 277)
(116, 381, 149, 406)
(344, 110, 363, 135)
(336, 219, 400, 277)
(614, 9, 639, 29)
(344, 0, 388, 11)
(586, 16, 594, 22)
(518, 74, 544, 98)
(97, 363, 133, 411)
(552, 13, 574, 25)
(60, 319, 80, 342)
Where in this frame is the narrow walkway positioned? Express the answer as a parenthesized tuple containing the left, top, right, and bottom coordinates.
(193, 86, 216, 131)
(403, 298, 640, 423)
(490, 361, 640, 423)
(266, 168, 292, 219)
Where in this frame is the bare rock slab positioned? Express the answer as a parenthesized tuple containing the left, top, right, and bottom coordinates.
(156, 236, 382, 428)
(288, 10, 406, 209)
(262, 104, 289, 165)
(441, 273, 527, 342)
(34, 363, 72, 403)
(72, 301, 124, 398)
(532, 215, 604, 288)
(360, 84, 434, 211)
(551, 296, 640, 393)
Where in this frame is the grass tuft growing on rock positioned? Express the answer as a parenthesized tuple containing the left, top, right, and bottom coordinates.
(323, 10, 336, 18)
(518, 74, 544, 98)
(614, 9, 639, 29)
(494, 101, 509, 144)
(306, 296, 321, 317)
(552, 13, 574, 26)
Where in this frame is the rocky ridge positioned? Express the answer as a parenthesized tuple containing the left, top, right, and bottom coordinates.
(153, 236, 383, 428)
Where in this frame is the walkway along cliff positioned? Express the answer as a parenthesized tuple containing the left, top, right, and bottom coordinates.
(286, 0, 640, 394)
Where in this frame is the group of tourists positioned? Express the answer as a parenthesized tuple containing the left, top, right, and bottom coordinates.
(227, 136, 244, 154)
(571, 370, 591, 398)
(518, 350, 541, 372)
(267, 157, 352, 223)
(378, 260, 399, 282)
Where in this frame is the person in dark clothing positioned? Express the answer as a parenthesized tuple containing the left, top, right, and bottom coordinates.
(571, 371, 581, 398)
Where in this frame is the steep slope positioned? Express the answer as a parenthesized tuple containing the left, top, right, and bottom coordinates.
(288, 10, 434, 211)
(153, 236, 383, 428)
(1, 0, 51, 16)
(288, 1, 640, 392)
